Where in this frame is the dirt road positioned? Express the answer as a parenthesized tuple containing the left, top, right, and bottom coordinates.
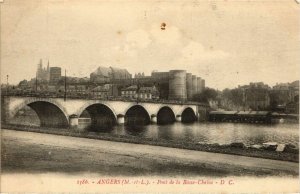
(1, 129, 298, 177)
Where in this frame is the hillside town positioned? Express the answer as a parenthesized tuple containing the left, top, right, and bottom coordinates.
(2, 59, 205, 102)
(1, 59, 299, 115)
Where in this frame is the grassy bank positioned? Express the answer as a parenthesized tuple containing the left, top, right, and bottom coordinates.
(1, 124, 299, 163)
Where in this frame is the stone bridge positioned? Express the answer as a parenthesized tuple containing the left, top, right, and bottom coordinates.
(1, 96, 209, 131)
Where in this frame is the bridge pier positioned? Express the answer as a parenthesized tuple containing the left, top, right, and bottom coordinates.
(196, 112, 200, 122)
(117, 115, 125, 125)
(69, 115, 79, 129)
(151, 115, 157, 124)
(175, 115, 181, 122)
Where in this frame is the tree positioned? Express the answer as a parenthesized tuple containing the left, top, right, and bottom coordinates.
(230, 88, 244, 106)
(193, 88, 218, 103)
(18, 79, 28, 86)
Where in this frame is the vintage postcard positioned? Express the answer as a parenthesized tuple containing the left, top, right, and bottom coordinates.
(1, 0, 299, 193)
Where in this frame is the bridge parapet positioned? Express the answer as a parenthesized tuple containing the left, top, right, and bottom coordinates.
(2, 94, 209, 107)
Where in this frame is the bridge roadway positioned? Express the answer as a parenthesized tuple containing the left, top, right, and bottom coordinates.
(1, 96, 209, 131)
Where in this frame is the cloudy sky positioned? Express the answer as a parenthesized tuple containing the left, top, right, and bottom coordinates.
(1, 0, 299, 89)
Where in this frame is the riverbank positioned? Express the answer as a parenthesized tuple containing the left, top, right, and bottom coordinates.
(2, 129, 299, 177)
(2, 124, 299, 162)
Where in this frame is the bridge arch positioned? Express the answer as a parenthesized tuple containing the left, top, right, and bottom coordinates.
(157, 106, 176, 125)
(78, 103, 117, 131)
(76, 102, 118, 120)
(125, 104, 151, 126)
(181, 107, 197, 123)
(11, 99, 69, 128)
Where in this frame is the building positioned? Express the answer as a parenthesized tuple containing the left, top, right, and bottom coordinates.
(36, 63, 210, 102)
(66, 84, 89, 95)
(138, 86, 160, 100)
(285, 101, 299, 114)
(110, 67, 132, 80)
(90, 84, 111, 98)
(270, 81, 299, 112)
(18, 80, 31, 90)
(151, 71, 169, 80)
(50, 67, 62, 83)
(88, 67, 207, 101)
(186, 73, 193, 99)
(244, 82, 271, 110)
(36, 59, 50, 81)
(197, 77, 202, 94)
(248, 82, 269, 89)
(289, 80, 299, 95)
(270, 83, 293, 106)
(201, 79, 205, 91)
(168, 70, 187, 101)
(66, 77, 90, 84)
(150, 70, 206, 101)
(90, 66, 132, 84)
(121, 85, 159, 100)
(134, 72, 145, 78)
(121, 85, 138, 99)
(90, 66, 111, 83)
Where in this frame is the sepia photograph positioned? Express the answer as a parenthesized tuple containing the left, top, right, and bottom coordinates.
(1, 0, 299, 193)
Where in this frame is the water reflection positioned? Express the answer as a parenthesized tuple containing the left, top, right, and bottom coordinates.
(11, 109, 299, 146)
(109, 122, 299, 146)
(124, 125, 148, 136)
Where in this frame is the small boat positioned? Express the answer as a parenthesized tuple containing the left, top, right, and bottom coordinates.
(271, 118, 284, 124)
(279, 118, 285, 123)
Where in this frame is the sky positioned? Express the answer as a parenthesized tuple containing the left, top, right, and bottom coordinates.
(1, 0, 299, 90)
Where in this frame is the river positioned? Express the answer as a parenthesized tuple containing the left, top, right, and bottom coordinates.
(10, 114, 299, 147)
(89, 122, 299, 147)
